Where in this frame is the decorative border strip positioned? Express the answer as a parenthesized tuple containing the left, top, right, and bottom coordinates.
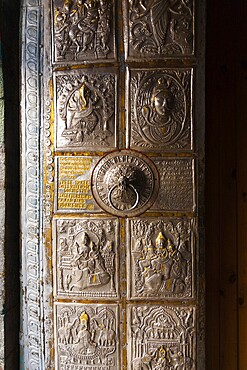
(21, 3, 44, 369)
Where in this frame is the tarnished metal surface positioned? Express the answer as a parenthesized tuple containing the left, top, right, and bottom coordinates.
(21, 0, 205, 368)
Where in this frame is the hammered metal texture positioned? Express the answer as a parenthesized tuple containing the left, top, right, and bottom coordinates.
(53, 217, 119, 299)
(127, 217, 195, 300)
(54, 69, 117, 152)
(127, 68, 193, 152)
(55, 302, 120, 370)
(124, 0, 195, 60)
(52, 0, 116, 64)
(152, 158, 195, 212)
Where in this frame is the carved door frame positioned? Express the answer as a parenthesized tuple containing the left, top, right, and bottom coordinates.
(21, 1, 205, 369)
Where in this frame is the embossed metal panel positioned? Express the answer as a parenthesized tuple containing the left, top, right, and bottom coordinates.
(21, 1, 205, 369)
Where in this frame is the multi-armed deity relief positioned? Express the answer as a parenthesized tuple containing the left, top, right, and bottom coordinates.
(128, 305, 196, 370)
(54, 218, 118, 298)
(127, 0, 194, 58)
(129, 69, 192, 151)
(128, 218, 194, 299)
(55, 71, 116, 150)
(55, 303, 119, 369)
(53, 0, 115, 62)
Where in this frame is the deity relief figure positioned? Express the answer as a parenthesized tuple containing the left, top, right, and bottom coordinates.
(130, 219, 193, 299)
(55, 219, 117, 298)
(56, 305, 118, 369)
(130, 70, 191, 150)
(53, 0, 114, 61)
(128, 0, 193, 57)
(56, 73, 115, 149)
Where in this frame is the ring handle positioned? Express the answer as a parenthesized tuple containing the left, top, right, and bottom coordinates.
(108, 183, 139, 211)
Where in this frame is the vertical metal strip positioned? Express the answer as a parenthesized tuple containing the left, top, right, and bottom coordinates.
(20, 2, 44, 369)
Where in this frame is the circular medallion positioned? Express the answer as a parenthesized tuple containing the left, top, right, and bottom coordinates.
(91, 150, 159, 217)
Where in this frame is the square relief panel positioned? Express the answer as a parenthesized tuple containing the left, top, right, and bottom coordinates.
(127, 217, 195, 300)
(127, 68, 193, 152)
(127, 304, 196, 370)
(53, 217, 119, 299)
(52, 0, 116, 64)
(124, 0, 194, 60)
(55, 302, 120, 370)
(54, 155, 101, 213)
(152, 157, 195, 212)
(54, 69, 117, 151)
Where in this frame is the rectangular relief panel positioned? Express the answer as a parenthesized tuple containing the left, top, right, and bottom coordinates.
(53, 217, 119, 299)
(52, 0, 117, 64)
(127, 304, 196, 370)
(124, 0, 195, 60)
(54, 302, 120, 369)
(126, 217, 196, 300)
(126, 67, 193, 152)
(54, 69, 118, 152)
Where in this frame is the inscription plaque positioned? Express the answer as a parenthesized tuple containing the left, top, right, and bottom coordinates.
(127, 218, 195, 300)
(54, 70, 117, 151)
(91, 150, 159, 217)
(128, 68, 193, 151)
(128, 305, 196, 370)
(55, 156, 100, 212)
(153, 158, 195, 212)
(55, 303, 119, 370)
(53, 218, 119, 299)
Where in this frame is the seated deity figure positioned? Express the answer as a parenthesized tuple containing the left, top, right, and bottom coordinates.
(74, 311, 96, 355)
(65, 82, 99, 142)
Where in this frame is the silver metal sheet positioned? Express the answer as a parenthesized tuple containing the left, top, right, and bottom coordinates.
(127, 304, 196, 370)
(127, 68, 193, 152)
(52, 0, 116, 64)
(124, 0, 195, 60)
(126, 217, 196, 300)
(54, 69, 118, 152)
(152, 157, 195, 212)
(54, 302, 120, 370)
(53, 217, 119, 299)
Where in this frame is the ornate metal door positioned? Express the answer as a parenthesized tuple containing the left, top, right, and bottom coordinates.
(21, 0, 205, 369)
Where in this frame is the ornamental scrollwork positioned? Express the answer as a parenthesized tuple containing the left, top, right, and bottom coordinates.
(128, 0, 194, 57)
